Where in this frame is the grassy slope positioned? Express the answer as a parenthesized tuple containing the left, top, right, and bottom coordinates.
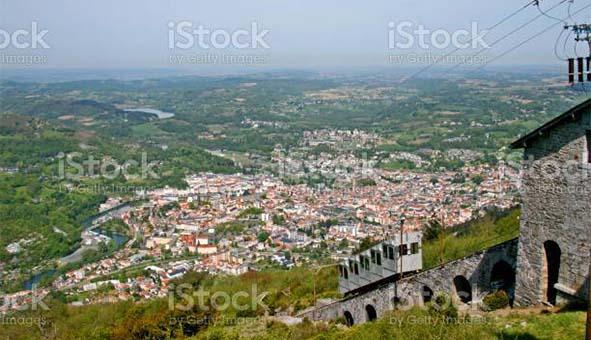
(422, 209, 521, 269)
(194, 308, 586, 340)
(3, 300, 583, 340)
(0, 267, 339, 339)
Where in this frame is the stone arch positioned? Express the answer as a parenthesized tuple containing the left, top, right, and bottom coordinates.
(453, 275, 472, 303)
(343, 311, 354, 327)
(421, 285, 434, 304)
(490, 260, 515, 293)
(365, 304, 377, 322)
(543, 240, 561, 305)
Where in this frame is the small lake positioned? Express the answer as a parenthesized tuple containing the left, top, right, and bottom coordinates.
(124, 108, 175, 119)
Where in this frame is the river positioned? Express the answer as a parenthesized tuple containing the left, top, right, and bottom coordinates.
(23, 270, 57, 290)
(58, 202, 133, 265)
(21, 198, 143, 291)
(93, 227, 128, 247)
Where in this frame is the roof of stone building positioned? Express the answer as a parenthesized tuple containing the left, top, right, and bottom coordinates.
(510, 97, 591, 149)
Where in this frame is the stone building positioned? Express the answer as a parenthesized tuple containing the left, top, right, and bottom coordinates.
(511, 98, 591, 306)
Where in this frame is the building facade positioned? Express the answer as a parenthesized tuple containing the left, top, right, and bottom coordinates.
(511, 98, 591, 306)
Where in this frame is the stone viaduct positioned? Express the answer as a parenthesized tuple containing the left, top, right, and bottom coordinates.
(298, 238, 518, 325)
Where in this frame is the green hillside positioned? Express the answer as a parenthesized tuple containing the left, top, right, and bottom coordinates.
(0, 267, 584, 340)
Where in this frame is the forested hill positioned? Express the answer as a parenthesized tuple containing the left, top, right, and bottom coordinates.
(0, 112, 237, 282)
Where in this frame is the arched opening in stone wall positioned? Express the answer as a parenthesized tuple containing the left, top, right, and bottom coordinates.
(453, 275, 472, 303)
(421, 285, 434, 304)
(490, 260, 515, 303)
(343, 311, 354, 327)
(365, 304, 377, 322)
(339, 265, 349, 280)
(543, 240, 561, 305)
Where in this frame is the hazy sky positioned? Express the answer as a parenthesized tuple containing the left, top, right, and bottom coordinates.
(0, 0, 589, 71)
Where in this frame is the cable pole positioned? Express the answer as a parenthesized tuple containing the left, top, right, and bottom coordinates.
(439, 209, 446, 266)
(399, 214, 405, 274)
(564, 23, 591, 87)
(393, 213, 406, 308)
(568, 23, 591, 54)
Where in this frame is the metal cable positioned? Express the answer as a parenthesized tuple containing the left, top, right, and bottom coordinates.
(446, 0, 568, 74)
(399, 1, 538, 83)
(474, 2, 591, 72)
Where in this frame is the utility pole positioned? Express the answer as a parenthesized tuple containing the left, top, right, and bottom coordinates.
(572, 23, 591, 52)
(396, 212, 408, 304)
(394, 213, 405, 309)
(565, 24, 591, 85)
(439, 209, 446, 267)
(399, 214, 406, 274)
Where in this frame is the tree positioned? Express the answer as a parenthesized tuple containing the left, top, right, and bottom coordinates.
(424, 220, 442, 241)
(338, 238, 349, 250)
(283, 251, 291, 261)
(238, 207, 264, 218)
(472, 175, 484, 185)
(357, 178, 376, 186)
(257, 231, 270, 243)
(357, 237, 377, 253)
(451, 174, 465, 184)
(272, 214, 285, 225)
